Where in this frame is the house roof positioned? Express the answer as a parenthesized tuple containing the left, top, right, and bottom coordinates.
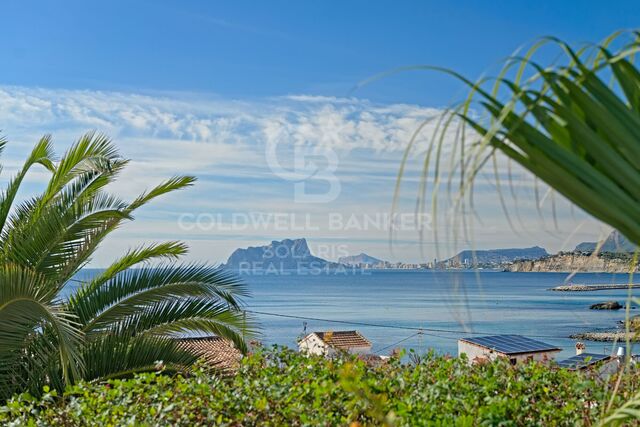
(176, 336, 242, 371)
(311, 330, 372, 350)
(557, 353, 612, 370)
(459, 334, 561, 355)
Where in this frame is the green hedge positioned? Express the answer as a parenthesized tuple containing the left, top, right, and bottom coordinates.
(1, 347, 638, 426)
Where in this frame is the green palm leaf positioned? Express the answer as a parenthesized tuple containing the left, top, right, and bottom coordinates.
(0, 131, 252, 399)
(109, 298, 256, 353)
(0, 264, 82, 398)
(82, 333, 197, 381)
(69, 264, 247, 327)
(408, 31, 640, 425)
(0, 136, 54, 237)
(83, 241, 188, 294)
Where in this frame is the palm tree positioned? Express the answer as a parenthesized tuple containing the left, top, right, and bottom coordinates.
(404, 31, 640, 425)
(0, 132, 253, 399)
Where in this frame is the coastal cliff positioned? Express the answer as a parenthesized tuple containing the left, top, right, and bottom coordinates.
(507, 252, 638, 273)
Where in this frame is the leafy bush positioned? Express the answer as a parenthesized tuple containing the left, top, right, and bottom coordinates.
(2, 347, 639, 426)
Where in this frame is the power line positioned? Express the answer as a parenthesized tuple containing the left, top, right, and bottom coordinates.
(244, 309, 562, 340)
(374, 332, 422, 353)
(246, 309, 426, 332)
(62, 280, 567, 342)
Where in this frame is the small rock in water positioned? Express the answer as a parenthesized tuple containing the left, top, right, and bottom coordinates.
(589, 301, 622, 310)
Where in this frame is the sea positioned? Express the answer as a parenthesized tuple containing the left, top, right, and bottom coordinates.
(67, 269, 640, 360)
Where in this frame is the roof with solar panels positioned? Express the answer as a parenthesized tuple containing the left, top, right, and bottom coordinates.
(557, 353, 613, 370)
(459, 334, 561, 355)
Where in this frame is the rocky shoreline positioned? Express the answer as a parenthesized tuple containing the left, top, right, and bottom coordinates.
(550, 284, 640, 291)
(569, 331, 640, 342)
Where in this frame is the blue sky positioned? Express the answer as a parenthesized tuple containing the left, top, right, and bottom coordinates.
(0, 1, 633, 265)
(3, 1, 638, 104)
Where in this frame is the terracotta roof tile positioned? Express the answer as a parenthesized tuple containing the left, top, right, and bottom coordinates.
(314, 330, 372, 350)
(177, 336, 242, 371)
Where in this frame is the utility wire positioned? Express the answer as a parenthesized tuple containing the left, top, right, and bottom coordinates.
(244, 309, 562, 340)
(374, 332, 422, 353)
(65, 278, 567, 341)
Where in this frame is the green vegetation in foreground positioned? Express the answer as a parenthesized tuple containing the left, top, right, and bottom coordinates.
(2, 347, 639, 426)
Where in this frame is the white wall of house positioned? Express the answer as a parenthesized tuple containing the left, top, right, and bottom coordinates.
(298, 334, 372, 356)
(298, 334, 329, 356)
(458, 340, 559, 365)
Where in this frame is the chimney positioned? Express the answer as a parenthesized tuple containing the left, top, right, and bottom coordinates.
(575, 342, 586, 355)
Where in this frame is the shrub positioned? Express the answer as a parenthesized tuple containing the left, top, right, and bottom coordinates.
(1, 347, 638, 426)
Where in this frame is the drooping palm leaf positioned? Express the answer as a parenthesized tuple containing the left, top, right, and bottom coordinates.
(81, 333, 198, 381)
(69, 264, 248, 329)
(407, 31, 640, 425)
(108, 298, 255, 353)
(406, 33, 640, 248)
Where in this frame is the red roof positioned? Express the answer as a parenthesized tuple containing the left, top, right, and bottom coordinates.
(177, 336, 242, 371)
(312, 330, 372, 350)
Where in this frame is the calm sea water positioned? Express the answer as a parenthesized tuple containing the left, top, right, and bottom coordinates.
(240, 270, 640, 360)
(67, 270, 639, 360)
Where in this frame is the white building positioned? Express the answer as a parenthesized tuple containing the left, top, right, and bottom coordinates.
(458, 334, 561, 365)
(298, 330, 372, 356)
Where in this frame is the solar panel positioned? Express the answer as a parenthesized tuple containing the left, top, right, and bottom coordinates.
(557, 353, 611, 369)
(461, 334, 560, 355)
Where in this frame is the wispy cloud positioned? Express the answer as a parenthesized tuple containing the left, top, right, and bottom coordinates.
(0, 85, 603, 265)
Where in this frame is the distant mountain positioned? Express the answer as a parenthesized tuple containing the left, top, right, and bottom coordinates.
(575, 230, 636, 253)
(224, 238, 332, 271)
(338, 253, 386, 266)
(444, 246, 548, 266)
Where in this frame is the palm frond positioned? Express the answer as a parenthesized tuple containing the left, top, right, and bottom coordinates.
(101, 298, 256, 353)
(0, 264, 83, 397)
(403, 31, 640, 426)
(3, 193, 129, 281)
(414, 33, 640, 249)
(50, 176, 196, 286)
(81, 241, 188, 295)
(70, 264, 248, 330)
(0, 132, 252, 397)
(82, 333, 197, 381)
(599, 390, 640, 426)
(0, 135, 54, 237)
(129, 175, 196, 211)
(43, 132, 120, 205)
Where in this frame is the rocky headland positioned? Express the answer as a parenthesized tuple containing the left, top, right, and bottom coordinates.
(507, 252, 638, 273)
